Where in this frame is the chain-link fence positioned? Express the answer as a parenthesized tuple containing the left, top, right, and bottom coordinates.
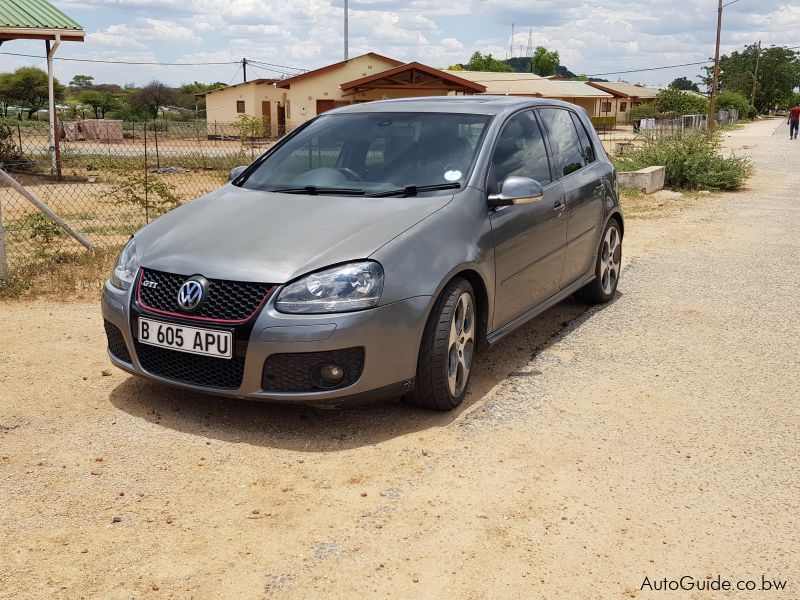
(632, 110, 739, 135)
(0, 120, 292, 277)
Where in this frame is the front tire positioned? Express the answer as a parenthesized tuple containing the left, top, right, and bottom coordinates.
(575, 218, 622, 304)
(406, 278, 476, 411)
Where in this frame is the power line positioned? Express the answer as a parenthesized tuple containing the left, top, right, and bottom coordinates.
(0, 50, 239, 66)
(228, 65, 242, 85)
(246, 62, 301, 78)
(248, 59, 307, 73)
(584, 60, 713, 77)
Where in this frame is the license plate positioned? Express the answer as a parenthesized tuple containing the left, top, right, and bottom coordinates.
(138, 318, 233, 359)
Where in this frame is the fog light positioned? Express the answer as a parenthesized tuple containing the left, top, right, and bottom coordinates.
(320, 364, 345, 383)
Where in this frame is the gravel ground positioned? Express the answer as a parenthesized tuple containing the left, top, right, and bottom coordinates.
(1, 119, 798, 599)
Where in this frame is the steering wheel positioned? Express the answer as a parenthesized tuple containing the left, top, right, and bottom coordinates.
(337, 168, 363, 182)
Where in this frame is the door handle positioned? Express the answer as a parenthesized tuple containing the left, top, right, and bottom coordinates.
(553, 199, 566, 213)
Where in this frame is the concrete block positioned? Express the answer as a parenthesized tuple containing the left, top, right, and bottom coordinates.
(618, 165, 666, 194)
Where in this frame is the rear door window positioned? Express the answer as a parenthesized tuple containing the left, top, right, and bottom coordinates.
(570, 112, 596, 165)
(538, 108, 586, 178)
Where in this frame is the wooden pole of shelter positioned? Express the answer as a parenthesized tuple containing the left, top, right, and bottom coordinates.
(0, 196, 9, 279)
(46, 36, 63, 177)
(0, 168, 95, 251)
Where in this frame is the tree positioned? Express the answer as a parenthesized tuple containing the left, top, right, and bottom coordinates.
(656, 88, 709, 115)
(702, 44, 800, 112)
(78, 84, 123, 118)
(69, 74, 94, 89)
(129, 81, 179, 119)
(4, 67, 65, 119)
(669, 77, 700, 92)
(0, 73, 13, 117)
(531, 46, 559, 77)
(464, 51, 513, 72)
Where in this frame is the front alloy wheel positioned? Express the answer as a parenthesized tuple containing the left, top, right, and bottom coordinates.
(406, 278, 476, 411)
(447, 291, 475, 398)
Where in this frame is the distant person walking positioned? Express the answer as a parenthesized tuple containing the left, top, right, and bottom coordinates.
(790, 103, 800, 140)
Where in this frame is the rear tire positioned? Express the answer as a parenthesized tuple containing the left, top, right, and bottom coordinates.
(575, 218, 622, 304)
(405, 278, 476, 411)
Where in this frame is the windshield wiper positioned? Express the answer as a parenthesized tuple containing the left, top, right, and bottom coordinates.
(271, 186, 365, 196)
(366, 183, 461, 198)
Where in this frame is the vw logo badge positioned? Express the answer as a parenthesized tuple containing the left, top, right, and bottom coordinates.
(177, 276, 208, 312)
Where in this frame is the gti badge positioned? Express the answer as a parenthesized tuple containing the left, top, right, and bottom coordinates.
(142, 280, 159, 289)
(177, 276, 209, 312)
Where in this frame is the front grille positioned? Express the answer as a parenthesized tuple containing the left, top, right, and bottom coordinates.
(135, 342, 245, 390)
(262, 348, 365, 392)
(104, 320, 132, 363)
(138, 268, 273, 322)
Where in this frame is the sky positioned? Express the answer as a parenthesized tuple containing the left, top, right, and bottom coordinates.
(1, 0, 798, 88)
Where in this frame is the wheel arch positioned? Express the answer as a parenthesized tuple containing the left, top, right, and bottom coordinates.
(423, 267, 491, 352)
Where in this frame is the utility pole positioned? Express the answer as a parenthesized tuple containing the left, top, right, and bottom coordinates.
(242, 58, 248, 83)
(708, 0, 723, 135)
(750, 40, 761, 109)
(344, 0, 349, 60)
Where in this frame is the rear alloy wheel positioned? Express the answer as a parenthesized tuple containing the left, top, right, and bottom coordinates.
(406, 278, 476, 411)
(575, 219, 622, 304)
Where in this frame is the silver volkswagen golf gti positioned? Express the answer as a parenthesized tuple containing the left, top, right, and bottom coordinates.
(102, 96, 623, 410)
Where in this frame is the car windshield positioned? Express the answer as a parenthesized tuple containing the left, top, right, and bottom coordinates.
(239, 112, 491, 196)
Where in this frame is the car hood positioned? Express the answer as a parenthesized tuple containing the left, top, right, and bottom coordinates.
(135, 185, 452, 283)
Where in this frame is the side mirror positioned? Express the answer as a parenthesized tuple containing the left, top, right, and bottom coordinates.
(228, 165, 248, 182)
(488, 176, 544, 209)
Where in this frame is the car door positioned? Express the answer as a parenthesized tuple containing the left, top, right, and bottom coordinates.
(488, 110, 567, 329)
(537, 108, 606, 288)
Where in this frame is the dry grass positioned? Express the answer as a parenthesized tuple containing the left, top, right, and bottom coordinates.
(619, 186, 713, 220)
(0, 248, 117, 301)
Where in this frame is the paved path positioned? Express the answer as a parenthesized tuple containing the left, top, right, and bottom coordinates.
(0, 119, 797, 598)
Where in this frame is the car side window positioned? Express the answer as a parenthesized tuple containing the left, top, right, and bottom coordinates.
(489, 111, 552, 192)
(538, 108, 587, 178)
(570, 112, 596, 165)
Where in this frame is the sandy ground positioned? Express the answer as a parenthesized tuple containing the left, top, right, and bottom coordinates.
(1, 119, 798, 599)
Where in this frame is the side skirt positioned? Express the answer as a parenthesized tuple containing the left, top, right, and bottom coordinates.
(485, 272, 595, 346)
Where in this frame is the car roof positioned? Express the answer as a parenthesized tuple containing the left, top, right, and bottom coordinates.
(329, 95, 576, 116)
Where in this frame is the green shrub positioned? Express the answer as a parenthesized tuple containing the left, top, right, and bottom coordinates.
(0, 124, 25, 171)
(590, 116, 616, 130)
(21, 212, 63, 243)
(612, 131, 752, 190)
(716, 90, 751, 118)
(109, 167, 182, 218)
(656, 88, 709, 115)
(628, 103, 659, 121)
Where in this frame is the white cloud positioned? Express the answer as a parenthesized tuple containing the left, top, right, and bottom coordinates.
(5, 0, 792, 87)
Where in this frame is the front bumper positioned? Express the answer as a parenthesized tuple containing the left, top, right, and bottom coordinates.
(101, 279, 430, 405)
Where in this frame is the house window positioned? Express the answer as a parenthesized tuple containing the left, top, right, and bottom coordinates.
(601, 102, 612, 113)
(620, 102, 628, 112)
(236, 101, 245, 113)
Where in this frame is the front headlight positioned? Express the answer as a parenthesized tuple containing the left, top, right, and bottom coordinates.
(109, 238, 139, 290)
(275, 261, 384, 314)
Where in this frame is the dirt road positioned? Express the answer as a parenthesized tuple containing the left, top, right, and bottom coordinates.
(1, 119, 798, 599)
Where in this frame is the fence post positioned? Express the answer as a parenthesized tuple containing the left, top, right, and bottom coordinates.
(0, 197, 9, 279)
(195, 122, 207, 169)
(17, 123, 22, 155)
(143, 123, 149, 224)
(153, 122, 160, 169)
